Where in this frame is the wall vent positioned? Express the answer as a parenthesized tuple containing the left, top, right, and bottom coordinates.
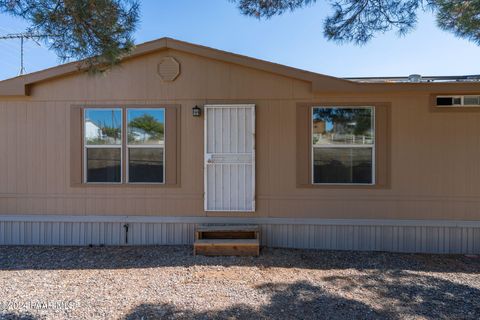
(157, 56, 180, 81)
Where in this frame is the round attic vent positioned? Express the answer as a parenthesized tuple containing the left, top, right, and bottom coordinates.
(157, 56, 180, 81)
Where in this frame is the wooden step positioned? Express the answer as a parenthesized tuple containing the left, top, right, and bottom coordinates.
(194, 224, 260, 256)
(194, 239, 260, 256)
(196, 224, 259, 232)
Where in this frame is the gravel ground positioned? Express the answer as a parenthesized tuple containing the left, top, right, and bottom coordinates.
(0, 246, 479, 320)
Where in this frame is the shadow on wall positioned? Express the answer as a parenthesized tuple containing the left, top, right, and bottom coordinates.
(122, 275, 480, 320)
(1, 246, 479, 273)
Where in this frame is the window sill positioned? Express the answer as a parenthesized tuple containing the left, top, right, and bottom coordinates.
(70, 182, 179, 188)
(297, 183, 388, 190)
(435, 105, 480, 108)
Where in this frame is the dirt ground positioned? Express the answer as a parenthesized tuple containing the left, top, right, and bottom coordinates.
(0, 246, 479, 319)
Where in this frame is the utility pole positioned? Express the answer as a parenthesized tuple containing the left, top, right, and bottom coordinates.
(0, 32, 51, 75)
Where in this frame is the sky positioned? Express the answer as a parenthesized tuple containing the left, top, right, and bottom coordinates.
(85, 109, 164, 128)
(1, 0, 480, 81)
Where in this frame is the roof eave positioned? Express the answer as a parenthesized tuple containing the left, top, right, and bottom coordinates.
(0, 77, 27, 96)
(0, 37, 353, 97)
(1, 37, 478, 97)
(312, 79, 480, 94)
(0, 38, 170, 97)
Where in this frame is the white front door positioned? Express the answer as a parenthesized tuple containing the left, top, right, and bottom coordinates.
(204, 104, 255, 212)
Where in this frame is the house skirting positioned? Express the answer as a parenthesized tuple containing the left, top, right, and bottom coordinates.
(1, 215, 479, 254)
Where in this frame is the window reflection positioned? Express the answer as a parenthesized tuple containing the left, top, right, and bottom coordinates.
(312, 107, 374, 184)
(312, 108, 373, 146)
(128, 148, 164, 183)
(86, 148, 121, 183)
(314, 148, 372, 184)
(127, 109, 165, 145)
(85, 109, 122, 145)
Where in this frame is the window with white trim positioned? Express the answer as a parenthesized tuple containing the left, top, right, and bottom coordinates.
(84, 108, 122, 183)
(83, 108, 165, 184)
(312, 107, 375, 184)
(126, 108, 165, 183)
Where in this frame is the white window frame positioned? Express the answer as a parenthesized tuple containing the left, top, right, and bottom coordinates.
(311, 106, 376, 186)
(83, 108, 123, 184)
(125, 108, 166, 184)
(436, 95, 480, 107)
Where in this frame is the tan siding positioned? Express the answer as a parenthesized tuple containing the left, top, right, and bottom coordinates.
(164, 105, 181, 186)
(29, 51, 306, 101)
(70, 105, 82, 187)
(0, 49, 480, 221)
(0, 103, 7, 195)
(296, 104, 311, 187)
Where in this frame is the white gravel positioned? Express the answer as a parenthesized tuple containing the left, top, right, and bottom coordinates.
(0, 246, 479, 319)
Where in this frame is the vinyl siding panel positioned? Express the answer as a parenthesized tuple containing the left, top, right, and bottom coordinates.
(1, 217, 479, 254)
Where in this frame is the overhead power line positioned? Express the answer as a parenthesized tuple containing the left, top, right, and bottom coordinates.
(0, 32, 52, 75)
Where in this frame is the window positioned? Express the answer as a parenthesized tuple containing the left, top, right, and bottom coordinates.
(83, 108, 165, 184)
(84, 108, 122, 183)
(312, 107, 375, 184)
(436, 95, 480, 107)
(127, 109, 165, 183)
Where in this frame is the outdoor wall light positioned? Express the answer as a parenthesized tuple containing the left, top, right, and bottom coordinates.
(192, 105, 202, 117)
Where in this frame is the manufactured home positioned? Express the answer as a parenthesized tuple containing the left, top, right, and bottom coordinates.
(1, 37, 480, 253)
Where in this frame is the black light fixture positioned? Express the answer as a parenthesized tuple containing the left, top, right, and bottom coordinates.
(192, 105, 202, 117)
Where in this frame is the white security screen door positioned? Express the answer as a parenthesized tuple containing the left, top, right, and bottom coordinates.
(204, 104, 255, 212)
